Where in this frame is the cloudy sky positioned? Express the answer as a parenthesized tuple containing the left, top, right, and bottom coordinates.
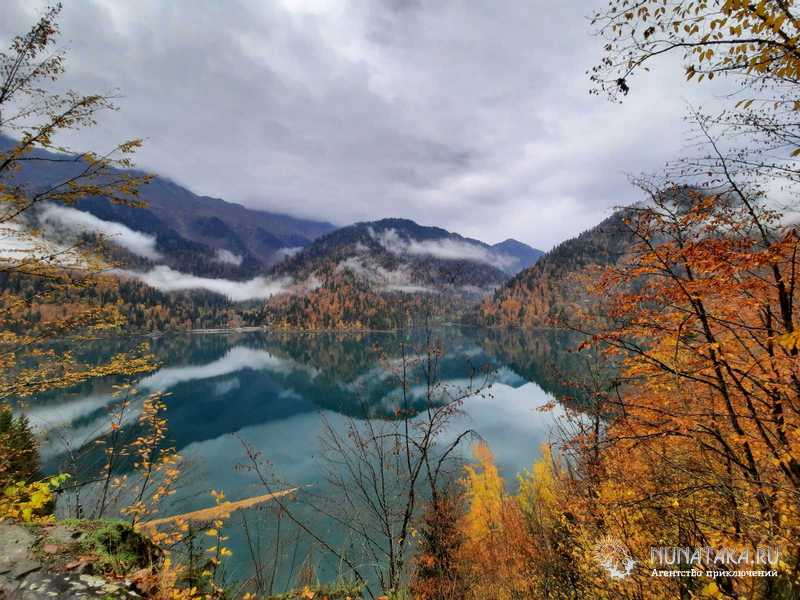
(0, 0, 729, 250)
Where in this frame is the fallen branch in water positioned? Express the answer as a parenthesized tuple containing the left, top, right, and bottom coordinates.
(140, 487, 298, 528)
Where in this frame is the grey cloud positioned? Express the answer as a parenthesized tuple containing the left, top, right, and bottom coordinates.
(0, 1, 732, 250)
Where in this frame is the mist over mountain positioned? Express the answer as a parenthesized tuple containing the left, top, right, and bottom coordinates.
(1, 137, 548, 309)
(272, 218, 514, 293)
(260, 218, 523, 329)
(492, 239, 543, 272)
(0, 135, 335, 279)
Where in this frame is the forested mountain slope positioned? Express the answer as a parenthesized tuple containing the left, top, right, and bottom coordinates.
(477, 209, 636, 327)
(0, 135, 335, 278)
(492, 238, 543, 272)
(272, 218, 512, 291)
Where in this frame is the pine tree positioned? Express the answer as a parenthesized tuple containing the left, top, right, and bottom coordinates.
(0, 407, 41, 484)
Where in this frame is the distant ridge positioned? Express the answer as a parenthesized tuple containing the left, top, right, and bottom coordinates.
(492, 238, 543, 272)
(271, 217, 513, 289)
(0, 135, 336, 278)
(262, 217, 521, 329)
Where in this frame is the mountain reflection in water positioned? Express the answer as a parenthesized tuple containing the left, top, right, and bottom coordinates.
(19, 326, 590, 584)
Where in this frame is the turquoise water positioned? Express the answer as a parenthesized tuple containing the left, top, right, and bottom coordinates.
(21, 326, 580, 590)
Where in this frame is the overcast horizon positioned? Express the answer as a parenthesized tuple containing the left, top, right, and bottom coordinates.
(0, 0, 731, 250)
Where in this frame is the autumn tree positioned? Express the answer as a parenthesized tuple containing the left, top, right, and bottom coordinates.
(437, 4, 800, 599)
(315, 331, 491, 595)
(0, 3, 155, 404)
(591, 0, 800, 199)
(591, 0, 800, 97)
(410, 491, 466, 600)
(453, 183, 800, 598)
(0, 3, 188, 535)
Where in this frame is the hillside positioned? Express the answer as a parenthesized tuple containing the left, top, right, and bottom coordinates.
(272, 218, 512, 291)
(492, 238, 543, 272)
(0, 136, 335, 278)
(477, 209, 636, 327)
(1, 137, 547, 330)
(261, 218, 519, 329)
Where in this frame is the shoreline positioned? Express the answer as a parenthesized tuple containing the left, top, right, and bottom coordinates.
(14, 322, 564, 345)
(37, 324, 410, 344)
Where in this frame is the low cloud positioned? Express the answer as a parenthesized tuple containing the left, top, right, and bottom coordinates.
(114, 265, 294, 301)
(275, 247, 303, 261)
(0, 221, 85, 267)
(39, 204, 162, 260)
(370, 228, 517, 271)
(337, 256, 436, 294)
(460, 284, 496, 297)
(212, 248, 243, 266)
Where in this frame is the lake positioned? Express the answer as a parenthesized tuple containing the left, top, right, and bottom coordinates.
(19, 326, 583, 591)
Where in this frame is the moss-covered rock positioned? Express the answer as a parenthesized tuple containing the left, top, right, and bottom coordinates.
(57, 519, 162, 575)
(0, 519, 162, 599)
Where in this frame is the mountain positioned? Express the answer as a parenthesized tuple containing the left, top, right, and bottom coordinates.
(271, 218, 512, 291)
(0, 135, 335, 278)
(77, 179, 334, 266)
(477, 209, 636, 328)
(1, 136, 539, 331)
(261, 218, 516, 329)
(492, 239, 543, 273)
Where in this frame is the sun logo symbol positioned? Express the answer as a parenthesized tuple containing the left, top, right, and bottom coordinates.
(592, 536, 636, 579)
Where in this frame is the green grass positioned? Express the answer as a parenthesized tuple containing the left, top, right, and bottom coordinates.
(76, 519, 159, 575)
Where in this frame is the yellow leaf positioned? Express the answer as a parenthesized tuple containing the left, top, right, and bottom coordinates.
(775, 331, 800, 350)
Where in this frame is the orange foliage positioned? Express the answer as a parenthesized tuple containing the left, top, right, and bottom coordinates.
(452, 191, 800, 599)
